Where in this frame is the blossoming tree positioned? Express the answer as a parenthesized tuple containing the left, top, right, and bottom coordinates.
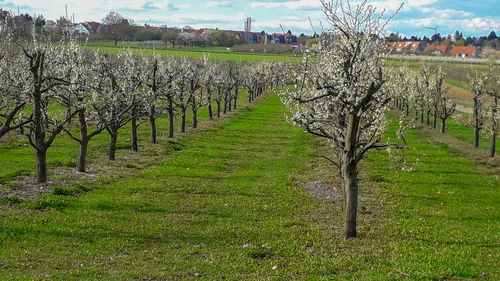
(280, 0, 403, 238)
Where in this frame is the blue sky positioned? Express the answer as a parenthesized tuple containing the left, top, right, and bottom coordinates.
(0, 0, 498, 37)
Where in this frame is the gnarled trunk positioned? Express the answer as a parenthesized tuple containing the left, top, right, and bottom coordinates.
(150, 115, 157, 144)
(168, 100, 174, 138)
(473, 98, 480, 148)
(341, 161, 358, 239)
(131, 117, 138, 152)
(192, 106, 198, 129)
(77, 139, 89, 173)
(491, 96, 498, 158)
(77, 110, 89, 172)
(433, 111, 437, 129)
(36, 148, 48, 184)
(181, 108, 186, 133)
(108, 129, 118, 161)
(342, 113, 360, 239)
(440, 118, 446, 133)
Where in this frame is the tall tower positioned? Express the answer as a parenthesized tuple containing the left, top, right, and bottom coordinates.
(244, 17, 251, 33)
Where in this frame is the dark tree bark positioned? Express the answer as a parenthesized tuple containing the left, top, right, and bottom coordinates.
(233, 87, 238, 110)
(76, 110, 89, 172)
(168, 99, 174, 138)
(473, 96, 482, 148)
(181, 108, 186, 133)
(216, 100, 221, 118)
(342, 113, 360, 239)
(491, 95, 498, 158)
(440, 118, 446, 133)
(108, 128, 118, 161)
(150, 114, 157, 144)
(36, 148, 48, 183)
(131, 116, 138, 152)
(433, 111, 437, 129)
(192, 106, 198, 129)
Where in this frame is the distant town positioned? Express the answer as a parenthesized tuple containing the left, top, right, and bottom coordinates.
(1, 7, 499, 59)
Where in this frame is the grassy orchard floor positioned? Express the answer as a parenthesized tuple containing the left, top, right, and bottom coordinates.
(0, 90, 252, 185)
(85, 42, 297, 62)
(0, 95, 499, 279)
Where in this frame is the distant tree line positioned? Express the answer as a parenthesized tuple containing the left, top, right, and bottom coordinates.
(386, 30, 500, 50)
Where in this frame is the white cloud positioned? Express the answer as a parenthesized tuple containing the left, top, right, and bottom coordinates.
(206, 1, 232, 8)
(250, 0, 321, 10)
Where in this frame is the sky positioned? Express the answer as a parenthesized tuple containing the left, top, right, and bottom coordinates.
(0, 0, 499, 37)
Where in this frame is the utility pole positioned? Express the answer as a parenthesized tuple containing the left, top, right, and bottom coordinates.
(65, 5, 68, 19)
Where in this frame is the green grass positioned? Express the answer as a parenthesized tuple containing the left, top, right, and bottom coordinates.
(0, 93, 248, 184)
(85, 41, 296, 62)
(0, 94, 498, 280)
(365, 117, 499, 280)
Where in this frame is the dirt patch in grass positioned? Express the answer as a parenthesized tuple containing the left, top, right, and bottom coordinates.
(447, 83, 473, 104)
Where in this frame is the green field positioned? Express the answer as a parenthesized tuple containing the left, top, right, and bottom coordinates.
(0, 93, 499, 279)
(1, 44, 499, 279)
(85, 41, 296, 62)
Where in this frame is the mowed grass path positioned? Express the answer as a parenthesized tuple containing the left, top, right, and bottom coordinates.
(0, 95, 499, 280)
(0, 95, 333, 279)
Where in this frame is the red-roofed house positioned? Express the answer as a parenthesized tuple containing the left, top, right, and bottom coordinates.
(386, 41, 423, 54)
(409, 42, 423, 54)
(451, 46, 477, 58)
(424, 45, 447, 56)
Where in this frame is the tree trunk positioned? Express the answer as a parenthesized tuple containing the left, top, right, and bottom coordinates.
(342, 113, 360, 239)
(216, 101, 221, 118)
(77, 109, 89, 173)
(440, 118, 446, 133)
(77, 138, 89, 173)
(228, 98, 232, 112)
(433, 111, 437, 129)
(208, 102, 213, 120)
(150, 115, 157, 144)
(108, 130, 118, 161)
(473, 98, 480, 148)
(181, 108, 186, 133)
(223, 100, 228, 114)
(420, 111, 424, 123)
(192, 106, 198, 129)
(36, 148, 48, 184)
(491, 96, 498, 158)
(131, 117, 138, 152)
(66, 105, 72, 124)
(474, 126, 481, 148)
(168, 100, 174, 138)
(233, 90, 238, 110)
(341, 162, 358, 239)
(415, 110, 418, 121)
(406, 104, 409, 117)
(426, 109, 431, 125)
